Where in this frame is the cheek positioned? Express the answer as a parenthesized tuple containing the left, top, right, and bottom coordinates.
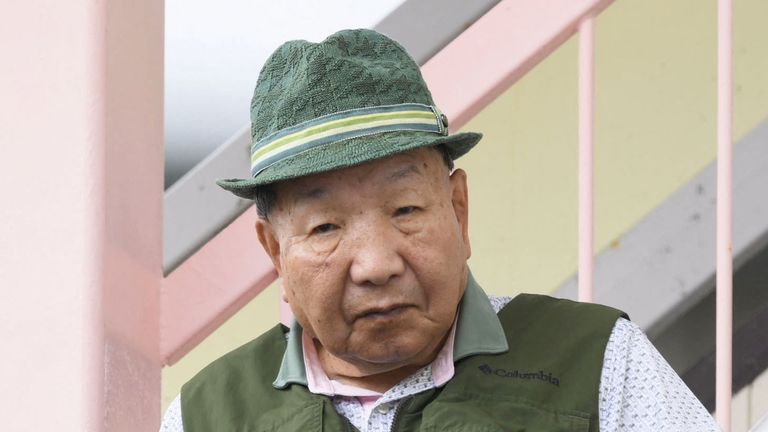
(410, 209, 463, 256)
(281, 234, 338, 280)
(281, 242, 350, 330)
(404, 211, 467, 305)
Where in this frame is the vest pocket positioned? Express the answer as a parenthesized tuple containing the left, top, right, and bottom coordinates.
(415, 392, 590, 432)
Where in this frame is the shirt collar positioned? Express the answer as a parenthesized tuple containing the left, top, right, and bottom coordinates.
(272, 270, 509, 389)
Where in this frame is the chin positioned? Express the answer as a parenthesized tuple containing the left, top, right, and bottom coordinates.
(354, 335, 431, 366)
(346, 317, 444, 366)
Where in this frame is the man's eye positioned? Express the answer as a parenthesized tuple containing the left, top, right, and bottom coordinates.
(311, 223, 338, 235)
(394, 206, 418, 216)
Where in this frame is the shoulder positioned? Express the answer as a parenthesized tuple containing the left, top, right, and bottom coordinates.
(491, 293, 627, 315)
(599, 318, 720, 431)
(178, 324, 292, 430)
(488, 293, 628, 344)
(181, 323, 288, 398)
(497, 293, 628, 326)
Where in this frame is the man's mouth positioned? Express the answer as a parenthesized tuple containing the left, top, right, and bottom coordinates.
(357, 304, 410, 320)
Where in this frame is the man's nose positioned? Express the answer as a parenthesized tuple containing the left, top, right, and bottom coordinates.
(348, 223, 406, 286)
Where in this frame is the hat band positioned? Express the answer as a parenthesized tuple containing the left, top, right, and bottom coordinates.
(250, 103, 447, 177)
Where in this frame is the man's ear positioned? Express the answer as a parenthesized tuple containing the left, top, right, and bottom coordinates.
(255, 218, 282, 275)
(449, 168, 471, 259)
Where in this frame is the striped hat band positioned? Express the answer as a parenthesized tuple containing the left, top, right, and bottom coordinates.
(250, 103, 448, 177)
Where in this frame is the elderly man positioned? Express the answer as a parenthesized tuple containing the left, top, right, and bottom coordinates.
(160, 29, 719, 431)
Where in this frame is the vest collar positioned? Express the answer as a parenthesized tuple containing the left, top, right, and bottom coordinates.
(453, 271, 509, 361)
(273, 319, 308, 388)
(272, 270, 508, 389)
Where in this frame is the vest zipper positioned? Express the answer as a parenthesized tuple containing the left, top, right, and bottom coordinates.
(387, 396, 414, 432)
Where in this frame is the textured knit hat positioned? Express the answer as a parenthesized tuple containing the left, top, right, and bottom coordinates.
(216, 28, 482, 199)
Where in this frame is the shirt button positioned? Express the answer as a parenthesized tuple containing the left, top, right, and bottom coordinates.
(375, 403, 392, 414)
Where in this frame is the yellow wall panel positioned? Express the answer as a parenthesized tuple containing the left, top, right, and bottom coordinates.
(458, 0, 768, 296)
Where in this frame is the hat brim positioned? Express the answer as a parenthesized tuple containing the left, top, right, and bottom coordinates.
(216, 130, 482, 200)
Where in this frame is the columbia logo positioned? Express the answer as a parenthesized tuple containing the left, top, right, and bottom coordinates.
(478, 364, 493, 375)
(477, 364, 560, 387)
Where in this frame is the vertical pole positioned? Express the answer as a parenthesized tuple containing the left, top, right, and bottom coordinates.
(0, 0, 163, 430)
(103, 0, 164, 429)
(716, 0, 733, 430)
(578, 15, 595, 303)
(0, 2, 108, 430)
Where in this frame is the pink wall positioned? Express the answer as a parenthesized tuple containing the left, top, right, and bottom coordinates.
(162, 207, 277, 365)
(0, 0, 163, 430)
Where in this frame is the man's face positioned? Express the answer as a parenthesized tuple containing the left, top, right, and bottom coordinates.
(256, 147, 471, 375)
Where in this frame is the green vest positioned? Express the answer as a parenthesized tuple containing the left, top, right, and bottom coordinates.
(181, 294, 627, 432)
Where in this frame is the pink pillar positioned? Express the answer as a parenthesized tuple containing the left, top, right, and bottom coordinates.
(716, 0, 733, 429)
(0, 0, 163, 430)
(578, 16, 596, 303)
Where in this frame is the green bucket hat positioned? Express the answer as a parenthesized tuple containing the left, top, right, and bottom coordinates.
(216, 28, 482, 199)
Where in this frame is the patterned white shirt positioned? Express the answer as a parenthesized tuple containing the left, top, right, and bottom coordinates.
(160, 294, 719, 432)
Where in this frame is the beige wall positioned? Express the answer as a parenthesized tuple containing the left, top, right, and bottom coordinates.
(721, 367, 768, 432)
(162, 0, 768, 428)
(459, 0, 768, 298)
(161, 280, 280, 409)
